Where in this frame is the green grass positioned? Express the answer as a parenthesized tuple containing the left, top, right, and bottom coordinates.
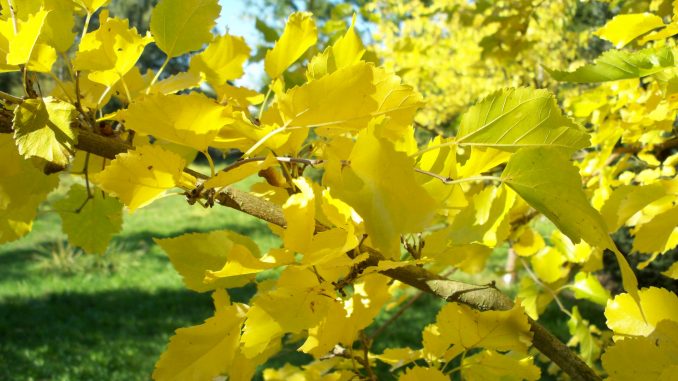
(0, 173, 280, 381)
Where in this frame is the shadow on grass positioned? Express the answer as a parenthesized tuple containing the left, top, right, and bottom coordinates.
(0, 288, 213, 381)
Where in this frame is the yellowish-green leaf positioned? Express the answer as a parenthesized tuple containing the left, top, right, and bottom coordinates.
(204, 155, 277, 190)
(399, 367, 448, 381)
(329, 125, 437, 257)
(265, 12, 317, 79)
(156, 230, 261, 292)
(147, 71, 202, 95)
(457, 88, 589, 153)
(602, 320, 678, 381)
(277, 62, 423, 136)
(92, 145, 188, 212)
(502, 147, 639, 300)
(517, 274, 555, 320)
(567, 306, 602, 365)
(632, 205, 678, 254)
(447, 185, 515, 247)
(153, 303, 246, 381)
(571, 272, 611, 306)
(54, 184, 123, 254)
(605, 287, 678, 337)
(189, 34, 250, 86)
(462, 350, 540, 381)
(6, 10, 56, 72)
(150, 0, 221, 58)
(0, 135, 59, 243)
(120, 93, 233, 151)
(73, 11, 152, 87)
(595, 13, 665, 48)
(13, 97, 76, 167)
(549, 46, 674, 83)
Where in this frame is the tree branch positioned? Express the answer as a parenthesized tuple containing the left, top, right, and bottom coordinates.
(0, 122, 600, 381)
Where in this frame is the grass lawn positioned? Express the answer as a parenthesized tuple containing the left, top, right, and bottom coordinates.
(0, 170, 556, 380)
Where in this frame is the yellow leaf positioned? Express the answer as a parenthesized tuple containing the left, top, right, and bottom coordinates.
(462, 350, 540, 381)
(282, 177, 316, 253)
(632, 205, 678, 255)
(204, 155, 277, 190)
(329, 125, 437, 257)
(0, 135, 59, 243)
(399, 366, 448, 381)
(448, 185, 515, 247)
(156, 230, 262, 292)
(54, 184, 123, 254)
(265, 12, 317, 79)
(424, 303, 532, 361)
(0, 19, 20, 72)
(77, 0, 111, 14)
(595, 13, 665, 48)
(567, 306, 602, 365)
(150, 0, 221, 58)
(600, 183, 667, 232)
(120, 92, 233, 151)
(13, 97, 76, 167)
(6, 10, 56, 72)
(517, 277, 554, 320)
(277, 62, 423, 136)
(605, 287, 678, 337)
(531, 247, 568, 283)
(307, 14, 364, 80)
(147, 71, 202, 95)
(242, 267, 338, 357)
(662, 262, 678, 279)
(43, 0, 76, 53)
(73, 11, 153, 87)
(189, 34, 250, 86)
(513, 228, 545, 257)
(153, 303, 246, 381)
(602, 320, 678, 381)
(92, 145, 187, 212)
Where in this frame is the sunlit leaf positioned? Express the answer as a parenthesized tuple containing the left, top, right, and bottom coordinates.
(595, 13, 665, 48)
(264, 12, 317, 79)
(605, 287, 678, 337)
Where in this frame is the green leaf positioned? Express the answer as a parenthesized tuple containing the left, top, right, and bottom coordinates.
(571, 272, 611, 306)
(150, 0, 221, 58)
(501, 147, 639, 300)
(54, 184, 123, 254)
(13, 97, 76, 167)
(457, 88, 589, 153)
(548, 46, 674, 83)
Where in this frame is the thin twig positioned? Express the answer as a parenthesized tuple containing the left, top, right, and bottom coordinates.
(360, 332, 376, 381)
(520, 258, 573, 318)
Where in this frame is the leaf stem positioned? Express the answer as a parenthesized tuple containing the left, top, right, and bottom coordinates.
(81, 12, 92, 42)
(203, 150, 216, 177)
(415, 169, 502, 186)
(258, 86, 273, 121)
(0, 90, 23, 104)
(146, 56, 170, 94)
(410, 139, 458, 158)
